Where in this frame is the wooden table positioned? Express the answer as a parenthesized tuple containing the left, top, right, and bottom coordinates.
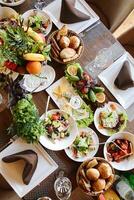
(0, 1, 134, 200)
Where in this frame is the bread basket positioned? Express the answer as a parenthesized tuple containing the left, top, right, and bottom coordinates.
(76, 157, 115, 196)
(48, 30, 84, 64)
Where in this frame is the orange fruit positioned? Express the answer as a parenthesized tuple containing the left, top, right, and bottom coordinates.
(26, 61, 42, 75)
(96, 92, 106, 103)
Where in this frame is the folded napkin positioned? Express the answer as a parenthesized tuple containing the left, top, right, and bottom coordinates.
(114, 60, 134, 90)
(2, 150, 38, 185)
(60, 0, 90, 24)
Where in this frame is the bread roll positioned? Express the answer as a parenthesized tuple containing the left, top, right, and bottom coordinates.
(69, 36, 80, 49)
(92, 179, 106, 192)
(86, 168, 100, 181)
(86, 158, 98, 169)
(60, 48, 76, 59)
(98, 163, 112, 179)
(59, 36, 70, 48)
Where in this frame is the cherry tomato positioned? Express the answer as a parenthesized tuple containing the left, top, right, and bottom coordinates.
(51, 113, 60, 121)
(4, 61, 17, 71)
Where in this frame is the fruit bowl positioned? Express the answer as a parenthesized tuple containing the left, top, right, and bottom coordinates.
(76, 157, 115, 196)
(48, 26, 84, 64)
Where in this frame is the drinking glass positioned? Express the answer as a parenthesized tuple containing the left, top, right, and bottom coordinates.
(34, 0, 46, 10)
(54, 171, 72, 200)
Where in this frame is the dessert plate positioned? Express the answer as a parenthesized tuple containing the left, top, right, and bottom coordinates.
(99, 52, 134, 109)
(23, 65, 55, 93)
(0, 138, 58, 198)
(43, 0, 99, 34)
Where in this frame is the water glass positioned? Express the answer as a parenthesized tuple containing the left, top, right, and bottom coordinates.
(54, 176, 72, 200)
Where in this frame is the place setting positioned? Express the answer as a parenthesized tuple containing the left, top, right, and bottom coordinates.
(0, 1, 134, 200)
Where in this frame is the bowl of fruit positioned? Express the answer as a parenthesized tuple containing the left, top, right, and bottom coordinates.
(0, 10, 51, 75)
(76, 157, 115, 196)
(48, 25, 84, 64)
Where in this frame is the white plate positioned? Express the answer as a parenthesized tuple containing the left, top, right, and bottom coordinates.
(0, 0, 25, 6)
(94, 101, 127, 137)
(43, 0, 99, 34)
(22, 9, 52, 36)
(23, 65, 55, 93)
(104, 132, 134, 171)
(40, 109, 78, 151)
(65, 127, 99, 162)
(0, 6, 18, 18)
(99, 52, 134, 109)
(0, 138, 58, 198)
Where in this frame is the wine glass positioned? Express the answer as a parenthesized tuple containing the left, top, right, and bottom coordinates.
(54, 171, 72, 200)
(34, 0, 46, 10)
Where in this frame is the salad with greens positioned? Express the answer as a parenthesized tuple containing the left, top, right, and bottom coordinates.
(9, 94, 45, 143)
(70, 130, 95, 158)
(44, 112, 70, 140)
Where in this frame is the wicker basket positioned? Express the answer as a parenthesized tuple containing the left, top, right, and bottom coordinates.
(76, 157, 115, 197)
(48, 30, 84, 64)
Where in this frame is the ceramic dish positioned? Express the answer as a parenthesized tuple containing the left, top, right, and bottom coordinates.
(104, 132, 134, 171)
(43, 0, 99, 34)
(0, 0, 25, 6)
(22, 9, 52, 36)
(94, 102, 128, 136)
(40, 109, 78, 151)
(23, 65, 55, 93)
(65, 127, 99, 162)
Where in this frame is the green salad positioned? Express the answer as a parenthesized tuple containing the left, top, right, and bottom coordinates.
(44, 112, 70, 140)
(9, 94, 45, 143)
(70, 131, 95, 158)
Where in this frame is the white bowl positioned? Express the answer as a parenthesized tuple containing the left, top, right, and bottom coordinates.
(94, 101, 127, 137)
(39, 109, 79, 151)
(0, 0, 25, 6)
(104, 132, 134, 171)
(22, 9, 52, 36)
(65, 127, 99, 162)
(0, 6, 18, 19)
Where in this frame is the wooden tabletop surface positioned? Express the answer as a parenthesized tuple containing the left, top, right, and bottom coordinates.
(0, 1, 134, 200)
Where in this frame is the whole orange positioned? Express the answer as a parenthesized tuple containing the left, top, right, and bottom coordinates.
(26, 61, 42, 75)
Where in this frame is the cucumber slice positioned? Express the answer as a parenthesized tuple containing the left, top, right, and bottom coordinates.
(93, 86, 105, 93)
(88, 89, 97, 102)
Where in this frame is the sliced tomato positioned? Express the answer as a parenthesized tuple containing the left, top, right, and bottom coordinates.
(51, 113, 60, 121)
(4, 61, 17, 71)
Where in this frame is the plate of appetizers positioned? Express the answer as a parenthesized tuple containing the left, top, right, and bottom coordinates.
(46, 77, 94, 127)
(65, 127, 99, 162)
(40, 109, 79, 151)
(22, 9, 52, 36)
(0, 0, 25, 6)
(94, 102, 128, 136)
(99, 52, 134, 109)
(76, 157, 115, 196)
(43, 0, 99, 34)
(0, 138, 58, 197)
(104, 132, 134, 171)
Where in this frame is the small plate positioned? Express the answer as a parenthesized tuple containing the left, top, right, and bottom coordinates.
(40, 109, 79, 151)
(94, 101, 127, 137)
(43, 0, 99, 34)
(65, 127, 99, 162)
(99, 52, 134, 109)
(104, 132, 134, 171)
(23, 65, 55, 93)
(0, 0, 25, 6)
(0, 138, 58, 198)
(22, 9, 52, 36)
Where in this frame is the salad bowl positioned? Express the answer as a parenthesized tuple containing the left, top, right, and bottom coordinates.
(94, 102, 128, 136)
(39, 109, 79, 151)
(104, 132, 134, 171)
(65, 127, 99, 162)
(22, 9, 52, 36)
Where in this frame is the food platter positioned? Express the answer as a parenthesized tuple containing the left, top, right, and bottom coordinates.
(39, 109, 79, 151)
(65, 127, 99, 162)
